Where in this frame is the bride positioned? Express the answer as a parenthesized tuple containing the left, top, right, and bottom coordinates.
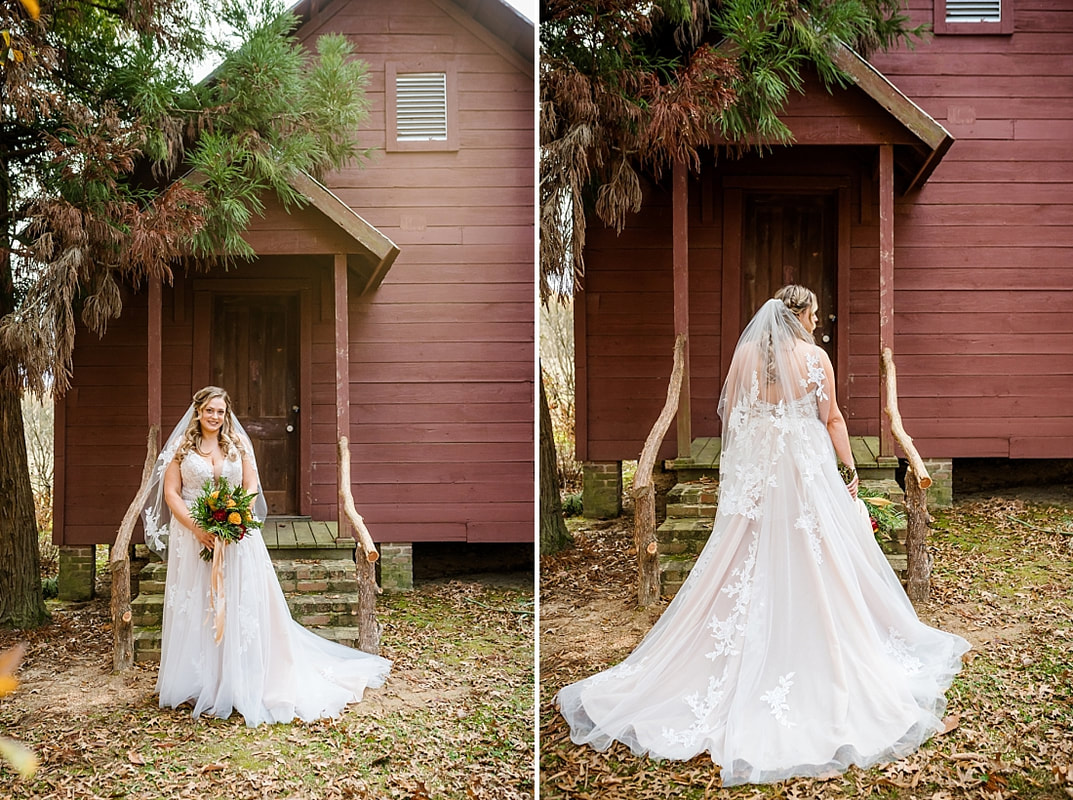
(142, 386, 391, 726)
(556, 286, 970, 786)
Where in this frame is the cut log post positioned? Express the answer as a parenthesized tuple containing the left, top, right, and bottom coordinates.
(631, 334, 687, 607)
(881, 348, 933, 603)
(904, 466, 933, 603)
(111, 425, 159, 672)
(337, 436, 381, 655)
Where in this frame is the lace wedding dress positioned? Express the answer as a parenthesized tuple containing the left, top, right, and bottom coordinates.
(556, 299, 970, 786)
(156, 450, 391, 726)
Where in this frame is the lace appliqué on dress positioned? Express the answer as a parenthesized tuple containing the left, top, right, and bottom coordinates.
(883, 628, 923, 675)
(795, 508, 823, 564)
(661, 665, 730, 748)
(801, 352, 828, 403)
(760, 672, 798, 729)
(706, 535, 760, 660)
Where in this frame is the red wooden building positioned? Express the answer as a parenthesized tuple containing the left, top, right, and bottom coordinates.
(576, 0, 1073, 512)
(54, 0, 535, 589)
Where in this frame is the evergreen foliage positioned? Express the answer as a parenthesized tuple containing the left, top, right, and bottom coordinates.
(539, 0, 928, 298)
(0, 0, 370, 628)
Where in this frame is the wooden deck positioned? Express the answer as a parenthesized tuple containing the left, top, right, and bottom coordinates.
(669, 436, 896, 480)
(261, 518, 355, 560)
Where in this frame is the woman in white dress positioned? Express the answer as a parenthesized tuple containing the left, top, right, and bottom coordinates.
(556, 286, 970, 786)
(142, 386, 391, 727)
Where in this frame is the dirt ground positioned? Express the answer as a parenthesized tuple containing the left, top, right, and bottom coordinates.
(0, 573, 534, 800)
(540, 488, 1073, 799)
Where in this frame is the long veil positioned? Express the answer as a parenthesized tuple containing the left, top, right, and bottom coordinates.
(141, 407, 268, 561)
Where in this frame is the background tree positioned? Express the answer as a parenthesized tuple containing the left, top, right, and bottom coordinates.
(537, 0, 925, 545)
(0, 0, 371, 627)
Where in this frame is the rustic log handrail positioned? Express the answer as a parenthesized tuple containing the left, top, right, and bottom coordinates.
(881, 347, 932, 603)
(111, 425, 160, 672)
(337, 436, 382, 654)
(630, 334, 687, 607)
(881, 348, 932, 490)
(337, 437, 379, 564)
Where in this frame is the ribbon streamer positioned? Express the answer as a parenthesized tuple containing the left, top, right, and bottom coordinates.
(210, 540, 227, 643)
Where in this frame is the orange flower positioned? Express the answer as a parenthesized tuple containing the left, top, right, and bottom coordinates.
(226, 499, 236, 508)
(227, 512, 242, 525)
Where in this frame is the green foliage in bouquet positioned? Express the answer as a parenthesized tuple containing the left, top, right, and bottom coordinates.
(858, 486, 906, 547)
(191, 476, 263, 561)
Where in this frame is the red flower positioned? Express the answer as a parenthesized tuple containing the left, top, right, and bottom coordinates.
(213, 509, 227, 522)
(870, 517, 879, 533)
(239, 525, 246, 540)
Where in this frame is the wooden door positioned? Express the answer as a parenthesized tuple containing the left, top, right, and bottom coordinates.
(212, 293, 300, 516)
(742, 192, 838, 363)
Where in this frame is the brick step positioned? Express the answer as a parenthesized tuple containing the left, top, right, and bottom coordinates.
(133, 625, 366, 663)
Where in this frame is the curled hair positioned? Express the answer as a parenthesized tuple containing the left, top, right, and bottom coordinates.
(176, 386, 246, 463)
(760, 284, 818, 383)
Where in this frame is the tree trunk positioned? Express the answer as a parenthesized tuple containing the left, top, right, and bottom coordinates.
(0, 384, 48, 628)
(904, 467, 932, 603)
(0, 150, 48, 628)
(539, 365, 571, 555)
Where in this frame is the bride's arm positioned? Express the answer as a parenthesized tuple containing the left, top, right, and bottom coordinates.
(163, 458, 216, 550)
(818, 350, 858, 498)
(241, 453, 258, 495)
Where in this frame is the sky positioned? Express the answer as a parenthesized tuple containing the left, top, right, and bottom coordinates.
(503, 0, 536, 22)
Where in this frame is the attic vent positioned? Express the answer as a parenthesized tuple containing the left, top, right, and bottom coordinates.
(395, 72, 448, 141)
(945, 0, 1001, 22)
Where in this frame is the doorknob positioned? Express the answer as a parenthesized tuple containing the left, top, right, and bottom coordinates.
(286, 424, 295, 433)
(822, 334, 831, 343)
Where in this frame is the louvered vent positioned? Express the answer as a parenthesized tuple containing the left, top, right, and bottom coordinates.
(396, 72, 448, 141)
(945, 0, 1001, 22)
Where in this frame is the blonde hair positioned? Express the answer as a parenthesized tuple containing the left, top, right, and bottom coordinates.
(774, 284, 817, 317)
(176, 386, 245, 462)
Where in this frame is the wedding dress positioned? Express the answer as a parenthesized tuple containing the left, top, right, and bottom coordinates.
(145, 410, 390, 727)
(556, 299, 969, 786)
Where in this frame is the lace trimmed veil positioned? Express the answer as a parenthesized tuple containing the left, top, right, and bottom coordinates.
(141, 405, 268, 561)
(717, 297, 834, 449)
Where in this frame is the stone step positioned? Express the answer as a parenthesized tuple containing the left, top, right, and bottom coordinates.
(659, 554, 698, 599)
(132, 590, 364, 629)
(656, 517, 715, 555)
(136, 559, 361, 597)
(133, 625, 367, 663)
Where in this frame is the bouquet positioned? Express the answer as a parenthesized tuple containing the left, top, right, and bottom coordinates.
(191, 476, 263, 561)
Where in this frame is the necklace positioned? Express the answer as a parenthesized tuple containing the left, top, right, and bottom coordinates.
(196, 441, 216, 457)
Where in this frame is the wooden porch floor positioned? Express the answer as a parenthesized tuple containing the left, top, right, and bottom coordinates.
(669, 436, 894, 478)
(261, 518, 354, 559)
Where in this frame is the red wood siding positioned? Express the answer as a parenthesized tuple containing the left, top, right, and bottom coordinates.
(580, 1, 1073, 463)
(55, 0, 533, 546)
(869, 0, 1073, 458)
(298, 0, 534, 544)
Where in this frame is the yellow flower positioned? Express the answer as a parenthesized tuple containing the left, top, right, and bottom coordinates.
(226, 498, 236, 508)
(211, 490, 220, 500)
(228, 512, 243, 525)
(244, 511, 252, 522)
(208, 499, 217, 510)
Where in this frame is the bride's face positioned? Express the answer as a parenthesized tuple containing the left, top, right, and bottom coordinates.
(797, 302, 818, 335)
(199, 397, 227, 436)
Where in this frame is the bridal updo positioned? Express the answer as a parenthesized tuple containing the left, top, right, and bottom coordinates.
(176, 386, 246, 462)
(774, 284, 818, 343)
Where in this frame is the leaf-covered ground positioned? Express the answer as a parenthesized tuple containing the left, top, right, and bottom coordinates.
(0, 575, 534, 799)
(540, 491, 1073, 799)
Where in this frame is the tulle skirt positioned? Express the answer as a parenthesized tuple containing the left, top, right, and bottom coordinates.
(157, 522, 391, 727)
(556, 418, 969, 786)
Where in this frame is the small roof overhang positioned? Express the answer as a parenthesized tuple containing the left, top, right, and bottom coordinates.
(184, 168, 400, 296)
(828, 42, 953, 193)
(712, 34, 953, 194)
